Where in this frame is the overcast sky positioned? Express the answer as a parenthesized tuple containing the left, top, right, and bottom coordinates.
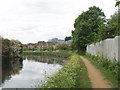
(0, 0, 118, 44)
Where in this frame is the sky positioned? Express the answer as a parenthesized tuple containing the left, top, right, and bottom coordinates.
(0, 0, 118, 44)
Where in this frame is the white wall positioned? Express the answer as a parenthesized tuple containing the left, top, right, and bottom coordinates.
(86, 36, 120, 61)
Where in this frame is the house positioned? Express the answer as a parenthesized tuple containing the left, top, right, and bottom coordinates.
(23, 38, 72, 51)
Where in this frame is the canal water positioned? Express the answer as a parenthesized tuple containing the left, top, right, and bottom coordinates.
(1, 55, 65, 88)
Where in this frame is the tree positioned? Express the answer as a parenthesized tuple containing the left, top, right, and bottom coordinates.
(72, 6, 106, 53)
(100, 10, 120, 39)
(65, 36, 72, 41)
(2, 38, 11, 56)
(2, 37, 23, 57)
(108, 10, 120, 36)
(115, 1, 120, 7)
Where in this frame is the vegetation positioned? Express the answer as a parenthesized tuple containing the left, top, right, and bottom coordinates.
(2, 4, 119, 88)
(23, 46, 53, 51)
(23, 48, 35, 51)
(85, 54, 120, 88)
(64, 6, 119, 53)
(104, 10, 120, 39)
(39, 54, 91, 88)
(99, 9, 120, 40)
(67, 5, 120, 88)
(23, 43, 71, 52)
(65, 36, 72, 41)
(55, 44, 70, 50)
(2, 38, 11, 56)
(2, 37, 22, 57)
(72, 6, 106, 53)
(115, 1, 120, 7)
(23, 50, 72, 57)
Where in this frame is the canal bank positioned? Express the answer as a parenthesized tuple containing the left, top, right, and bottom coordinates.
(22, 51, 72, 58)
(39, 54, 91, 88)
(1, 55, 65, 88)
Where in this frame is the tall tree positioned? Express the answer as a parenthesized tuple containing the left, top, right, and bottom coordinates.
(72, 6, 106, 52)
(106, 10, 120, 38)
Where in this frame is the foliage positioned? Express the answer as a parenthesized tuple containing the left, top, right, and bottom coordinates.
(100, 10, 120, 40)
(85, 54, 120, 88)
(2, 37, 22, 57)
(56, 44, 70, 50)
(65, 36, 72, 41)
(23, 48, 33, 51)
(23, 46, 53, 51)
(70, 6, 119, 53)
(39, 54, 91, 88)
(23, 50, 72, 57)
(115, 1, 120, 7)
(104, 10, 120, 39)
(53, 51, 72, 56)
(38, 41, 45, 43)
(2, 38, 12, 56)
(72, 6, 106, 52)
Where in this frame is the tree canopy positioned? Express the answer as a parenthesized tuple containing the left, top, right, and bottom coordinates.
(107, 10, 120, 37)
(2, 37, 22, 57)
(72, 6, 106, 52)
(115, 1, 120, 7)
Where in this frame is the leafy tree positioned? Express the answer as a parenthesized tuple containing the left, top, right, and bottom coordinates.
(72, 6, 106, 52)
(100, 10, 120, 39)
(65, 36, 72, 41)
(2, 38, 11, 56)
(115, 1, 120, 7)
(2, 37, 23, 57)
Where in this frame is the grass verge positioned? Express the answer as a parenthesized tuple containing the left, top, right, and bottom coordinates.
(22, 50, 72, 57)
(85, 54, 120, 88)
(38, 54, 91, 88)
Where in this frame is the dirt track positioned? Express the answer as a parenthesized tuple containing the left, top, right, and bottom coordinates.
(80, 56, 112, 88)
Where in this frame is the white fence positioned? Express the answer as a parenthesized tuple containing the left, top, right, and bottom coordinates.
(86, 36, 120, 61)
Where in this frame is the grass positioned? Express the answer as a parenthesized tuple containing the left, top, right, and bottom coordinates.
(22, 50, 72, 57)
(85, 54, 120, 88)
(37, 54, 91, 88)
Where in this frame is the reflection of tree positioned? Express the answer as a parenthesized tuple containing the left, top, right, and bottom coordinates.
(23, 56, 64, 65)
(1, 57, 23, 85)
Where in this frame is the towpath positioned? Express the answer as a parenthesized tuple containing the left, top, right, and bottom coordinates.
(80, 56, 112, 88)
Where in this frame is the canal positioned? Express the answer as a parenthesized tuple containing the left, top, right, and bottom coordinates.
(1, 55, 65, 88)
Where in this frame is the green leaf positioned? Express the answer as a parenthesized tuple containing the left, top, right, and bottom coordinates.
(115, 1, 120, 7)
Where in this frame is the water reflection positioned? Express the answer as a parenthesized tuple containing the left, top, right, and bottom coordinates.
(2, 57, 23, 85)
(22, 55, 65, 65)
(1, 55, 63, 88)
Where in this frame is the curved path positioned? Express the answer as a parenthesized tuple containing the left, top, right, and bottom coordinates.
(80, 56, 112, 88)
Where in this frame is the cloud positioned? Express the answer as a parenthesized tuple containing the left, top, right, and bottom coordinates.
(0, 0, 117, 44)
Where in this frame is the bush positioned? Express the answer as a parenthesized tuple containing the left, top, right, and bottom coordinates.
(56, 44, 70, 50)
